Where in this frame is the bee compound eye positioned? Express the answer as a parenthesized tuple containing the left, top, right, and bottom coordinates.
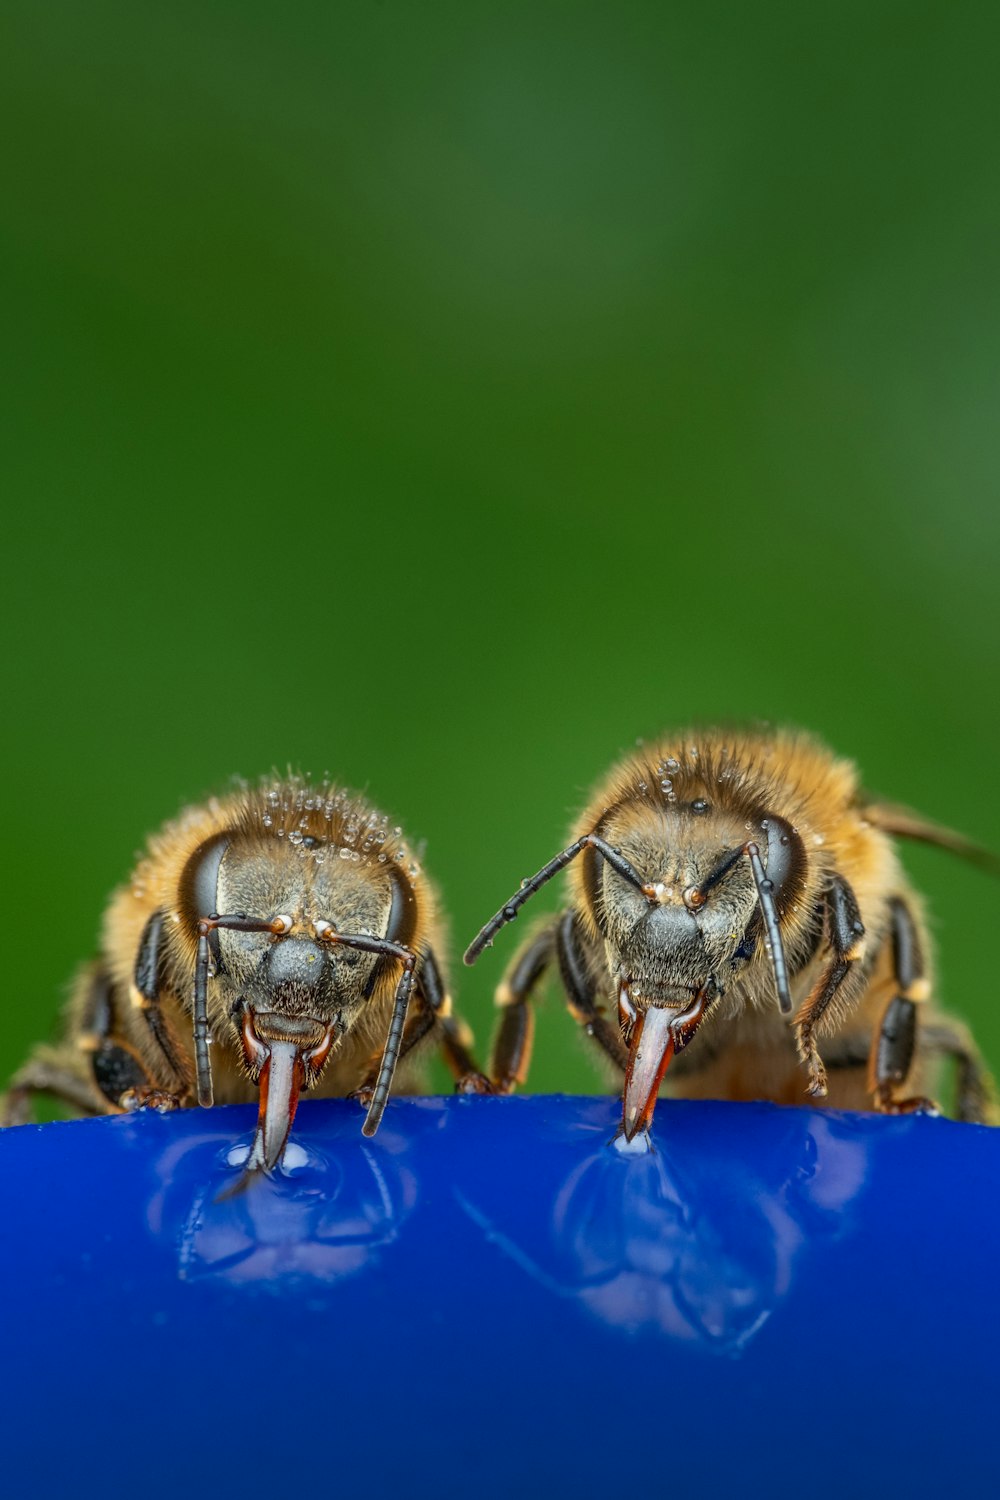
(181, 834, 231, 928)
(757, 814, 805, 903)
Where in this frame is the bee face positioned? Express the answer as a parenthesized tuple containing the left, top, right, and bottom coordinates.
(187, 835, 408, 1040)
(4, 777, 482, 1184)
(466, 728, 998, 1142)
(588, 798, 801, 1008)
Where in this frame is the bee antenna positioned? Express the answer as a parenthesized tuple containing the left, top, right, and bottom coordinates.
(744, 842, 793, 1015)
(310, 928, 424, 1137)
(194, 928, 215, 1107)
(362, 957, 417, 1137)
(464, 834, 653, 965)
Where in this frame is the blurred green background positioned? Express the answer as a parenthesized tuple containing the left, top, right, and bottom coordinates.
(2, 1, 998, 1098)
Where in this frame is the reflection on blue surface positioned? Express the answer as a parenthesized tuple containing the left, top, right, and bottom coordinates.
(1, 1096, 996, 1499)
(146, 1119, 426, 1289)
(457, 1108, 867, 1352)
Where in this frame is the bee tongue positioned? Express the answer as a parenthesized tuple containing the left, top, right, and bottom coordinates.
(621, 1007, 676, 1142)
(247, 1040, 306, 1174)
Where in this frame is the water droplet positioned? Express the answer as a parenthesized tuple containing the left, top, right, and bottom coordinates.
(280, 1142, 309, 1172)
(262, 814, 272, 827)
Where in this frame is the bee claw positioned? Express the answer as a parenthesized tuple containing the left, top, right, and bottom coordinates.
(455, 1072, 494, 1095)
(119, 1087, 182, 1113)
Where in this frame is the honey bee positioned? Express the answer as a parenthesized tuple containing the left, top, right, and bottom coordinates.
(465, 729, 998, 1140)
(4, 778, 483, 1173)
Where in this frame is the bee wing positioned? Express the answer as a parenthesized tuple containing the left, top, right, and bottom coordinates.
(865, 802, 1000, 876)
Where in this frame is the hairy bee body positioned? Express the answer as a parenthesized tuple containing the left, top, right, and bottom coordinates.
(5, 778, 479, 1163)
(468, 729, 997, 1136)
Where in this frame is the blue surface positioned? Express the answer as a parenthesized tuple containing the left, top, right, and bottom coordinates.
(1, 1095, 996, 1498)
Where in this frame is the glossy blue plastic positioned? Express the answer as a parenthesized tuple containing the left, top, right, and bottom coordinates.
(2, 1095, 995, 1498)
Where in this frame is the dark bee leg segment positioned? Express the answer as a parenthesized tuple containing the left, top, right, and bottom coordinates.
(490, 924, 558, 1092)
(871, 897, 939, 1115)
(353, 947, 488, 1091)
(794, 876, 866, 1098)
(919, 1023, 999, 1124)
(411, 947, 489, 1089)
(871, 998, 936, 1115)
(132, 911, 194, 1097)
(75, 965, 184, 1111)
(556, 911, 631, 1073)
(91, 1043, 154, 1106)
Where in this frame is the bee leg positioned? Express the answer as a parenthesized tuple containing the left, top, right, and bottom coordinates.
(490, 923, 559, 1092)
(131, 911, 195, 1098)
(556, 910, 631, 1073)
(348, 946, 489, 1105)
(415, 947, 491, 1094)
(82, 967, 185, 1112)
(918, 1022, 1000, 1125)
(347, 1003, 435, 1109)
(1, 1057, 103, 1125)
(794, 876, 867, 1098)
(2, 965, 183, 1125)
(871, 897, 940, 1116)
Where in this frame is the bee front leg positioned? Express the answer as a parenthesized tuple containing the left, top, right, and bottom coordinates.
(794, 876, 867, 1098)
(416, 947, 491, 1094)
(132, 911, 195, 1098)
(489, 923, 560, 1092)
(349, 946, 491, 1106)
(870, 897, 939, 1117)
(556, 911, 630, 1073)
(85, 966, 186, 1113)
